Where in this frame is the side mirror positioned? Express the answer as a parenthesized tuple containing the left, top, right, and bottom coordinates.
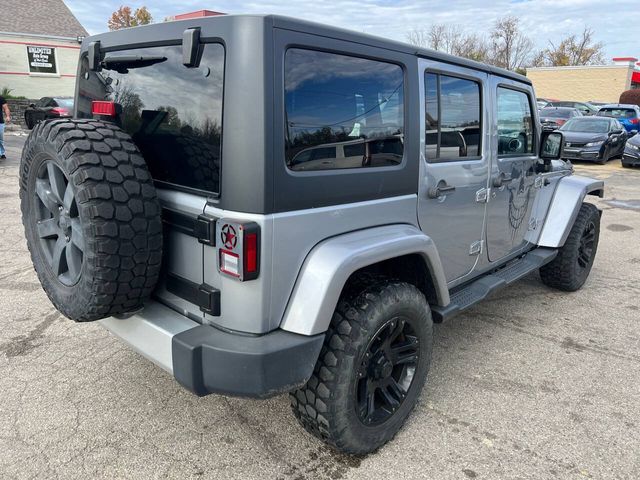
(540, 131, 563, 160)
(29, 103, 35, 108)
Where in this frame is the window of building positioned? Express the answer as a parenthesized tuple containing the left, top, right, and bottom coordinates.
(425, 72, 482, 162)
(285, 48, 404, 171)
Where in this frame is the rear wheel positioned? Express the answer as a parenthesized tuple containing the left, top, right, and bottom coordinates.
(290, 276, 433, 454)
(24, 113, 34, 130)
(540, 203, 600, 292)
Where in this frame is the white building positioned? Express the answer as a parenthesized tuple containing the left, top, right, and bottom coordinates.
(0, 0, 87, 98)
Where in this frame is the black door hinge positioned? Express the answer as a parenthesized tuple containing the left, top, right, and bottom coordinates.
(162, 207, 216, 246)
(166, 273, 220, 316)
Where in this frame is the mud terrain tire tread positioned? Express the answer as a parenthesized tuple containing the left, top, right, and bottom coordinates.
(539, 202, 600, 292)
(20, 119, 163, 321)
(290, 275, 433, 455)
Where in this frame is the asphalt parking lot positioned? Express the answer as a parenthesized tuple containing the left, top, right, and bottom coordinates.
(1, 132, 639, 480)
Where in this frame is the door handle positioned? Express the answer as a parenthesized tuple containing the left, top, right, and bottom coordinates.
(492, 173, 512, 188)
(428, 180, 456, 199)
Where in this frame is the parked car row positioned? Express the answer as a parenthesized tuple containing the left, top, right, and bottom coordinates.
(537, 99, 640, 167)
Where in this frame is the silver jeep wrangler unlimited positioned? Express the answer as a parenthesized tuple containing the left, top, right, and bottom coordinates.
(19, 15, 603, 454)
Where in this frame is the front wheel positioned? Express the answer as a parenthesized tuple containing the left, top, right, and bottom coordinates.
(290, 277, 433, 454)
(540, 202, 600, 291)
(597, 152, 608, 165)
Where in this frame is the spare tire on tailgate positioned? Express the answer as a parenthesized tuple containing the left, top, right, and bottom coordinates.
(19, 119, 163, 322)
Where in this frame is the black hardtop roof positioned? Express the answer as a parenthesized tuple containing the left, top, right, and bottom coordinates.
(84, 13, 531, 86)
(268, 15, 530, 84)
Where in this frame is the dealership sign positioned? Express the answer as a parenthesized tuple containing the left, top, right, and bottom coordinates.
(26, 46, 57, 74)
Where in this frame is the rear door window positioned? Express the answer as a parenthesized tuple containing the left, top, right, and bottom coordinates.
(424, 72, 482, 162)
(78, 43, 224, 196)
(284, 48, 404, 171)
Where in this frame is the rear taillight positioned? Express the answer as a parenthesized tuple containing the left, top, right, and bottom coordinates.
(217, 220, 260, 281)
(556, 119, 566, 126)
(50, 107, 69, 116)
(91, 100, 116, 117)
(244, 232, 258, 274)
(631, 118, 639, 125)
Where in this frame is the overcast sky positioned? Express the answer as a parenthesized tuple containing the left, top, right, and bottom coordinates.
(64, 0, 639, 61)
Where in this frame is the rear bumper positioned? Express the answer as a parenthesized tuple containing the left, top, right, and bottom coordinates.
(100, 301, 324, 398)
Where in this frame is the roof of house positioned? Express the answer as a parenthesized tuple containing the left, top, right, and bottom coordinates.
(0, 0, 88, 39)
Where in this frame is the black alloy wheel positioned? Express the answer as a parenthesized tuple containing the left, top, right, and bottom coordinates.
(577, 220, 596, 270)
(33, 159, 84, 286)
(355, 316, 420, 426)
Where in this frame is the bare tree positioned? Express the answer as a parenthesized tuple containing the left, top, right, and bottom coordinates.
(406, 24, 489, 63)
(489, 16, 534, 71)
(406, 28, 431, 49)
(538, 28, 606, 66)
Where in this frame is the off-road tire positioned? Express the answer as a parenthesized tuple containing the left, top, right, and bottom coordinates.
(540, 202, 600, 292)
(20, 119, 163, 321)
(290, 276, 433, 455)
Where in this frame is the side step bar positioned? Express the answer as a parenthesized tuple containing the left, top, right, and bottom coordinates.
(431, 247, 558, 323)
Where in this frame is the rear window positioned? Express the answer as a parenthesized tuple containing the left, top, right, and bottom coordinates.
(284, 48, 404, 171)
(598, 108, 637, 118)
(78, 43, 224, 195)
(540, 108, 573, 119)
(54, 98, 74, 109)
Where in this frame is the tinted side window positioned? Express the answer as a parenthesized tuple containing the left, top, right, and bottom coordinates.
(497, 88, 534, 156)
(424, 72, 481, 162)
(285, 49, 404, 172)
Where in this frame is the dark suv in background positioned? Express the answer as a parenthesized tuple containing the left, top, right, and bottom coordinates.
(539, 106, 583, 131)
(549, 101, 598, 116)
